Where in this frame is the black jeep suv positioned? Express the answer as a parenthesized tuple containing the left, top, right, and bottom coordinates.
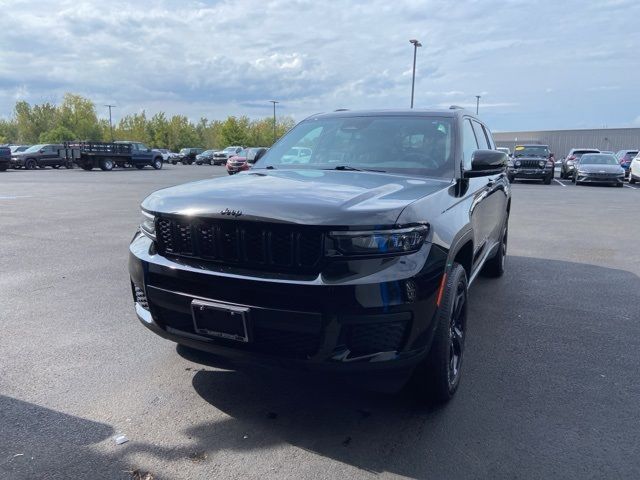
(129, 109, 510, 403)
(507, 144, 554, 184)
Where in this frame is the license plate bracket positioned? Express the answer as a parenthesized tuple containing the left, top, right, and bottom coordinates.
(191, 300, 250, 342)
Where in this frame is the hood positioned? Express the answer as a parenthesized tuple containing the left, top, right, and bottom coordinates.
(579, 164, 623, 173)
(142, 169, 450, 226)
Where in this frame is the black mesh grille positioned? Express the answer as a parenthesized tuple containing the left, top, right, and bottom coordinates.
(346, 321, 408, 357)
(132, 284, 149, 310)
(155, 216, 324, 273)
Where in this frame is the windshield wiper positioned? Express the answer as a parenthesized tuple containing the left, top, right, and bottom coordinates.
(325, 165, 386, 172)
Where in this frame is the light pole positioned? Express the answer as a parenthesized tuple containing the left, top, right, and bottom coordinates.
(409, 39, 422, 109)
(269, 100, 279, 143)
(475, 95, 481, 115)
(104, 104, 116, 141)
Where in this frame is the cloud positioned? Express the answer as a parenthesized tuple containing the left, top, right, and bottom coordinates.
(0, 0, 639, 130)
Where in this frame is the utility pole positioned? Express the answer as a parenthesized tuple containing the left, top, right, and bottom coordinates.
(269, 100, 279, 143)
(475, 96, 481, 115)
(104, 104, 116, 141)
(409, 39, 422, 108)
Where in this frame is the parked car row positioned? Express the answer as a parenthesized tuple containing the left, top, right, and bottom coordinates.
(503, 144, 639, 187)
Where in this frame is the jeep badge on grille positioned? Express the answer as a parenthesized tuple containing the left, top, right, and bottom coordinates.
(220, 208, 242, 217)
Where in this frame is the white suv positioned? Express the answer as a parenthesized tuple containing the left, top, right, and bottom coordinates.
(629, 153, 640, 184)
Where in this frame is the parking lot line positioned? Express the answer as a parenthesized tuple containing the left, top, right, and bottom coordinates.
(624, 184, 637, 190)
(553, 179, 567, 187)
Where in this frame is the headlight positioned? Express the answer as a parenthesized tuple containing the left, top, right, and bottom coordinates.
(140, 210, 156, 240)
(577, 170, 587, 175)
(538, 160, 545, 168)
(567, 160, 574, 166)
(327, 225, 428, 257)
(515, 160, 521, 167)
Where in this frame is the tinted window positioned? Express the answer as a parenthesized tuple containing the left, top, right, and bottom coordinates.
(580, 154, 618, 165)
(258, 116, 455, 179)
(462, 119, 478, 170)
(482, 125, 495, 149)
(514, 145, 549, 158)
(471, 121, 489, 149)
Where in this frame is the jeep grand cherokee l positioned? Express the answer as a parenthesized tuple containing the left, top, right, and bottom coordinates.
(129, 109, 510, 403)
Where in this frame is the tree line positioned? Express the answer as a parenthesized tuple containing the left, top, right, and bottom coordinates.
(0, 93, 296, 151)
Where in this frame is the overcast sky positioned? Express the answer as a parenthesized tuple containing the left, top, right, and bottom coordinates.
(2, 0, 639, 131)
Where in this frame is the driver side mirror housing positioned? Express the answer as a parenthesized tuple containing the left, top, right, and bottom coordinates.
(464, 150, 508, 178)
(253, 149, 267, 163)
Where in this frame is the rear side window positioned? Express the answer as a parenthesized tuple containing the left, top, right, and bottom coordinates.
(462, 119, 478, 170)
(471, 121, 490, 150)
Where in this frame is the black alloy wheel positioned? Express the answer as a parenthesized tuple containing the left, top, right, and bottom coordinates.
(410, 263, 468, 405)
(25, 159, 37, 170)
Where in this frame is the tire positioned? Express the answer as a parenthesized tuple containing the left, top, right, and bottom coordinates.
(99, 159, 114, 171)
(543, 175, 552, 185)
(507, 175, 514, 183)
(482, 221, 508, 278)
(81, 163, 93, 171)
(630, 175, 637, 184)
(152, 158, 163, 170)
(410, 263, 468, 405)
(135, 164, 145, 170)
(560, 170, 565, 179)
(25, 159, 37, 170)
(616, 183, 623, 188)
(52, 165, 60, 169)
(65, 162, 74, 169)
(0, 164, 7, 172)
(171, 161, 177, 165)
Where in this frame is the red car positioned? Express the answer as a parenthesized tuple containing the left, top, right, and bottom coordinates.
(226, 147, 268, 175)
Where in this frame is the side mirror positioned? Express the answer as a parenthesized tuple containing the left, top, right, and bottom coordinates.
(39, 149, 45, 153)
(464, 150, 508, 178)
(253, 149, 267, 163)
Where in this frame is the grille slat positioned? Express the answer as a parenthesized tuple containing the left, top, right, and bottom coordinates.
(518, 159, 544, 169)
(155, 216, 323, 273)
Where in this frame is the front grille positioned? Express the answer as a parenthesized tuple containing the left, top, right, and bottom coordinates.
(584, 172, 617, 177)
(155, 216, 324, 273)
(518, 160, 544, 169)
(346, 321, 409, 357)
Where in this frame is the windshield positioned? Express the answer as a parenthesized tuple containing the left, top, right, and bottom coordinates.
(256, 116, 455, 178)
(179, 148, 189, 154)
(224, 147, 238, 152)
(580, 154, 618, 165)
(23, 144, 46, 153)
(513, 146, 549, 158)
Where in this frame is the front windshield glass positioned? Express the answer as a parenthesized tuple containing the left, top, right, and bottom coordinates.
(580, 154, 618, 165)
(179, 148, 189, 154)
(513, 145, 549, 158)
(23, 144, 46, 153)
(224, 147, 237, 152)
(256, 116, 455, 178)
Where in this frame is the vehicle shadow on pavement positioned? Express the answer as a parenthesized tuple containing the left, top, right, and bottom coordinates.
(181, 256, 640, 479)
(0, 395, 118, 479)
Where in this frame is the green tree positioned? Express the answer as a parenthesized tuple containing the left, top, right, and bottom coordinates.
(58, 93, 101, 140)
(39, 125, 76, 143)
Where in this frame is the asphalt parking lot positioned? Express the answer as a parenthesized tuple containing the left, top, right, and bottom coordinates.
(1, 166, 639, 480)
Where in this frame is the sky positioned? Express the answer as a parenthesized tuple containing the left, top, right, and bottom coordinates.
(1, 0, 639, 132)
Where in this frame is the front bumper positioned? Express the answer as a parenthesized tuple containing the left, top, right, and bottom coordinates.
(128, 232, 446, 378)
(508, 167, 553, 179)
(575, 173, 624, 184)
(10, 157, 25, 167)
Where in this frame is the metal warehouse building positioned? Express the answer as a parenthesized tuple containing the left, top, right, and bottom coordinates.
(493, 128, 640, 157)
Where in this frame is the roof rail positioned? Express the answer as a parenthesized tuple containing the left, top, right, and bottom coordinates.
(334, 108, 349, 112)
(449, 105, 465, 110)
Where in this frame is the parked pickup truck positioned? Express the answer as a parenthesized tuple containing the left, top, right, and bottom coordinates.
(0, 146, 10, 171)
(63, 141, 164, 171)
(129, 108, 511, 404)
